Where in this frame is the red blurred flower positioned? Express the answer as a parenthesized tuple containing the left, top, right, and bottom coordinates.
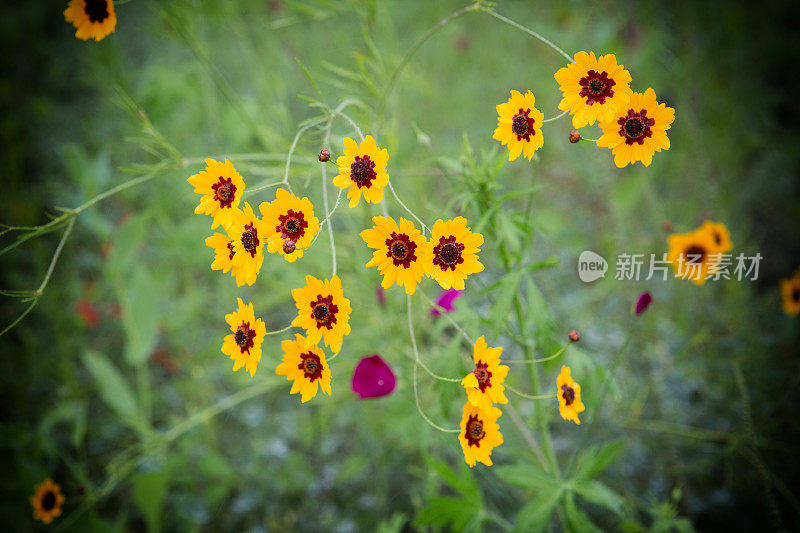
(74, 299, 99, 328)
(635, 291, 653, 315)
(351, 355, 396, 399)
(430, 288, 463, 317)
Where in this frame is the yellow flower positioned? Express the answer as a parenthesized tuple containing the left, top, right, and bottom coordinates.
(333, 135, 389, 208)
(227, 203, 267, 287)
(259, 188, 320, 263)
(187, 158, 246, 230)
(492, 90, 545, 161)
(275, 334, 332, 402)
(360, 216, 427, 295)
(699, 220, 733, 254)
(597, 88, 675, 168)
(64, 0, 116, 41)
(458, 402, 503, 467)
(554, 51, 633, 128)
(666, 225, 721, 285)
(221, 298, 267, 376)
(291, 275, 352, 353)
(205, 232, 236, 273)
(424, 217, 484, 291)
(557, 365, 585, 425)
(780, 271, 800, 316)
(30, 478, 65, 524)
(461, 335, 509, 412)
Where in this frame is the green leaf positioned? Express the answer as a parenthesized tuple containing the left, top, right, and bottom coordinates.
(494, 462, 558, 492)
(82, 351, 139, 426)
(488, 271, 525, 337)
(133, 469, 169, 533)
(574, 481, 625, 516)
(415, 497, 481, 530)
(574, 439, 625, 482)
(563, 492, 603, 533)
(376, 513, 407, 533)
(120, 268, 163, 366)
(513, 488, 562, 533)
(426, 457, 481, 504)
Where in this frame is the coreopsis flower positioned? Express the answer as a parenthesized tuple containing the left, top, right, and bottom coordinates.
(187, 158, 246, 230)
(557, 365, 585, 425)
(291, 275, 352, 353)
(276, 334, 332, 402)
(780, 271, 800, 316)
(227, 203, 267, 286)
(492, 90, 544, 161)
(333, 135, 389, 208)
(458, 402, 503, 467)
(351, 354, 396, 399)
(666, 225, 720, 285)
(360, 216, 427, 295)
(430, 288, 463, 317)
(424, 217, 484, 291)
(64, 0, 116, 41)
(30, 478, 65, 524)
(205, 232, 236, 273)
(699, 220, 733, 254)
(461, 335, 509, 412)
(260, 188, 320, 263)
(221, 298, 267, 377)
(635, 291, 653, 315)
(597, 88, 675, 167)
(554, 51, 633, 128)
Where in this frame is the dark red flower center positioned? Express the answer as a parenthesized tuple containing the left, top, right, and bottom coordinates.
(240, 224, 259, 257)
(385, 232, 417, 268)
(211, 177, 237, 209)
(511, 108, 536, 142)
(473, 361, 492, 392)
(618, 109, 655, 145)
(234, 322, 256, 354)
(714, 232, 723, 245)
(465, 414, 486, 447)
(684, 245, 706, 264)
(561, 384, 576, 406)
(277, 209, 308, 240)
(579, 70, 616, 105)
(350, 155, 377, 188)
(310, 295, 338, 330)
(793, 288, 800, 303)
(84, 0, 110, 23)
(432, 236, 465, 272)
(227, 241, 235, 261)
(41, 491, 57, 511)
(298, 352, 323, 382)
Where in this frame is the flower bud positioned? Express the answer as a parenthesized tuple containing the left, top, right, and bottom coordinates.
(569, 130, 581, 143)
(318, 149, 330, 163)
(568, 330, 580, 342)
(283, 240, 296, 254)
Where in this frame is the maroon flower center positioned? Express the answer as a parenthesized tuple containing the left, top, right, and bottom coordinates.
(684, 245, 706, 264)
(310, 295, 338, 330)
(618, 109, 655, 145)
(84, 0, 110, 23)
(298, 352, 323, 382)
(432, 236, 465, 272)
(350, 155, 377, 188)
(511, 108, 536, 142)
(211, 177, 237, 209)
(714, 232, 723, 245)
(561, 384, 576, 406)
(793, 288, 800, 303)
(277, 209, 308, 240)
(240, 224, 259, 257)
(465, 414, 486, 447)
(473, 361, 492, 392)
(41, 491, 57, 511)
(578, 70, 616, 105)
(227, 241, 235, 261)
(385, 232, 417, 268)
(234, 322, 256, 354)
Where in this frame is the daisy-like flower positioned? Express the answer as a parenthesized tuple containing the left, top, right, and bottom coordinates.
(424, 217, 484, 291)
(699, 220, 733, 254)
(291, 275, 352, 353)
(333, 135, 389, 208)
(30, 478, 65, 524)
(666, 225, 721, 285)
(597, 88, 675, 168)
(221, 298, 267, 377)
(205, 232, 236, 274)
(260, 188, 320, 263)
(64, 0, 116, 41)
(458, 402, 503, 467)
(554, 51, 633, 128)
(275, 334, 332, 402)
(227, 203, 267, 286)
(187, 158, 246, 230)
(360, 216, 427, 295)
(780, 270, 800, 316)
(557, 365, 585, 425)
(461, 335, 509, 412)
(492, 90, 544, 161)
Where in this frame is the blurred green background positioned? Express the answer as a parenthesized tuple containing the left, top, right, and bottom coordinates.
(1, 0, 799, 531)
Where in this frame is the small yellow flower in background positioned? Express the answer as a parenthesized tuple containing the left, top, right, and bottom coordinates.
(458, 402, 503, 467)
(461, 335, 509, 412)
(291, 275, 352, 353)
(597, 88, 675, 167)
(30, 478, 65, 524)
(360, 216, 427, 295)
(64, 0, 116, 41)
(780, 270, 800, 316)
(227, 203, 266, 287)
(187, 158, 246, 230)
(557, 365, 585, 425)
(492, 90, 544, 161)
(259, 188, 320, 263)
(205, 232, 236, 273)
(222, 298, 266, 377)
(666, 225, 721, 285)
(554, 51, 633, 128)
(276, 334, 332, 402)
(699, 220, 733, 254)
(424, 217, 484, 291)
(333, 135, 389, 208)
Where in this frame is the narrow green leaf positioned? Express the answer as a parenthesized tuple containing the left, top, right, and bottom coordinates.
(426, 457, 481, 504)
(415, 496, 478, 529)
(574, 481, 625, 516)
(574, 439, 625, 481)
(133, 469, 169, 533)
(82, 351, 139, 424)
(513, 488, 562, 533)
(494, 462, 558, 491)
(563, 492, 604, 533)
(489, 271, 525, 337)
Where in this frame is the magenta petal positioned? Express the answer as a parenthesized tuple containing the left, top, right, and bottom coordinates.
(430, 288, 464, 317)
(635, 291, 653, 315)
(352, 354, 396, 399)
(375, 285, 386, 307)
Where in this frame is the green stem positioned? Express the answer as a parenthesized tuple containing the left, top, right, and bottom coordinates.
(477, 6, 573, 62)
(505, 384, 555, 400)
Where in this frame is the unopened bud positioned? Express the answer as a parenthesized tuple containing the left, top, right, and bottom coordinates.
(318, 149, 330, 163)
(569, 130, 581, 143)
(568, 330, 580, 342)
(283, 240, 296, 254)
(662, 220, 673, 233)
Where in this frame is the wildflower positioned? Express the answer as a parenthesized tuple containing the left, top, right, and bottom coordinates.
(635, 291, 653, 315)
(318, 149, 330, 162)
(666, 225, 720, 285)
(352, 354, 396, 399)
(554, 51, 633, 128)
(64, 0, 116, 41)
(430, 288, 463, 317)
(568, 330, 580, 342)
(597, 88, 675, 167)
(333, 135, 389, 208)
(424, 217, 484, 291)
(30, 478, 64, 524)
(780, 271, 800, 316)
(227, 203, 267, 286)
(276, 334, 332, 402)
(74, 298, 99, 328)
(291, 275, 352, 353)
(222, 298, 267, 377)
(699, 220, 733, 253)
(458, 402, 503, 467)
(557, 365, 585, 425)
(360, 216, 427, 295)
(461, 336, 509, 412)
(187, 159, 246, 230)
(260, 188, 320, 263)
(205, 232, 236, 273)
(492, 90, 544, 161)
